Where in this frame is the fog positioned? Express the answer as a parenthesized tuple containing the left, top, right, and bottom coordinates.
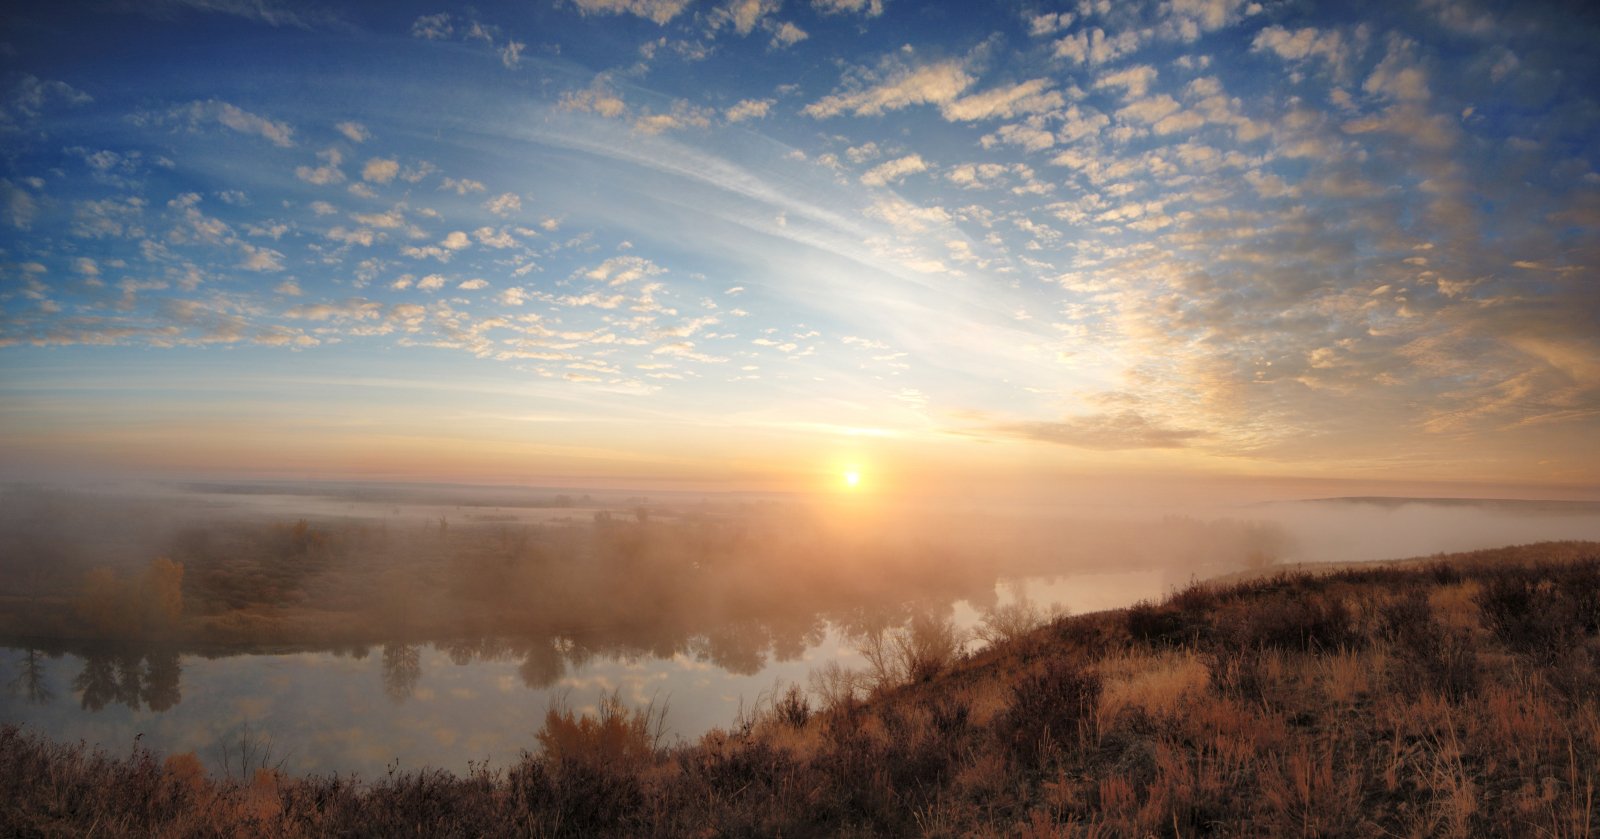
(2, 479, 1597, 774)
(4, 482, 1598, 659)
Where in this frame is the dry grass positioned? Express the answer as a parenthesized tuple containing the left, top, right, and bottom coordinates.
(1095, 647, 1210, 724)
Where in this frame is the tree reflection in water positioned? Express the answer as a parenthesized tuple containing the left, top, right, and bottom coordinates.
(381, 644, 421, 702)
(8, 648, 54, 705)
(69, 649, 181, 712)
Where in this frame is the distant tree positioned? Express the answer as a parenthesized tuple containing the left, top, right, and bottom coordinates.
(140, 558, 184, 632)
(74, 557, 184, 638)
(76, 568, 129, 635)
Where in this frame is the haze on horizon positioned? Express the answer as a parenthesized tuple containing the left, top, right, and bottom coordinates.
(1, 0, 1597, 497)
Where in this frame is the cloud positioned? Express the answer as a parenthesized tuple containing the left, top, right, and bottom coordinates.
(1028, 12, 1073, 36)
(171, 99, 295, 147)
(362, 158, 399, 183)
(72, 196, 147, 239)
(939, 79, 1064, 122)
(499, 40, 525, 68)
(136, 0, 339, 29)
(2, 76, 92, 130)
(2, 180, 38, 229)
(811, 0, 883, 15)
(474, 226, 518, 247)
(410, 13, 452, 39)
(865, 195, 950, 232)
(284, 298, 384, 321)
(724, 98, 773, 122)
(1095, 65, 1159, 99)
(335, 121, 368, 142)
(633, 102, 714, 134)
(804, 58, 974, 118)
(238, 243, 285, 271)
(351, 207, 405, 228)
(1117, 94, 1181, 125)
(1252, 25, 1347, 72)
(569, 0, 691, 25)
(295, 150, 345, 185)
(560, 80, 629, 119)
(771, 22, 808, 48)
(1364, 36, 1429, 102)
(997, 411, 1204, 450)
(485, 193, 522, 216)
(439, 177, 486, 194)
(1157, 0, 1256, 41)
(860, 154, 928, 186)
(325, 226, 375, 246)
(1053, 28, 1143, 65)
(982, 121, 1056, 151)
(712, 0, 779, 36)
(584, 255, 665, 285)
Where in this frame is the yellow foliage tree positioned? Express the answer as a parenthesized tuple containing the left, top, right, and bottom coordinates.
(141, 557, 184, 630)
(74, 557, 185, 638)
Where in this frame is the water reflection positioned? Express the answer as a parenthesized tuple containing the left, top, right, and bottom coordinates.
(381, 644, 421, 702)
(69, 649, 182, 712)
(8, 648, 53, 705)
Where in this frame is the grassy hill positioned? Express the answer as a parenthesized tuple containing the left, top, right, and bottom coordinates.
(4, 540, 1599, 837)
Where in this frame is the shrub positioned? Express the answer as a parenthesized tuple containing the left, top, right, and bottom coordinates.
(859, 610, 967, 688)
(536, 690, 665, 774)
(1126, 602, 1191, 647)
(1232, 591, 1357, 653)
(999, 658, 1101, 772)
(1381, 590, 1478, 700)
(1477, 572, 1577, 662)
(976, 596, 1055, 647)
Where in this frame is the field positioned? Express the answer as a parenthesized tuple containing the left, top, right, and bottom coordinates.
(4, 540, 1599, 837)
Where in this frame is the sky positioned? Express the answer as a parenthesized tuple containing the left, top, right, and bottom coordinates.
(0, 0, 1597, 495)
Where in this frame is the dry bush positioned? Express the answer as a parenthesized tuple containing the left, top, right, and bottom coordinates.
(1125, 600, 1200, 647)
(536, 690, 666, 774)
(1381, 589, 1480, 700)
(976, 595, 1058, 647)
(858, 609, 967, 688)
(1227, 588, 1358, 653)
(808, 660, 869, 713)
(1475, 563, 1600, 663)
(999, 658, 1101, 773)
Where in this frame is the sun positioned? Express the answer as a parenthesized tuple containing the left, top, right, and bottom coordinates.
(842, 469, 861, 489)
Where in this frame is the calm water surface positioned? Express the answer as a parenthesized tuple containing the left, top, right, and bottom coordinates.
(0, 569, 1170, 778)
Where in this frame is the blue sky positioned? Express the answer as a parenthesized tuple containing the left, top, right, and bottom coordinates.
(1, 0, 1597, 491)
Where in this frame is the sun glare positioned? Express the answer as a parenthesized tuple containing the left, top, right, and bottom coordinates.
(843, 469, 861, 489)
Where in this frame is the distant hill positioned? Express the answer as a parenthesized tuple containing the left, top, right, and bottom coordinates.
(1286, 496, 1600, 514)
